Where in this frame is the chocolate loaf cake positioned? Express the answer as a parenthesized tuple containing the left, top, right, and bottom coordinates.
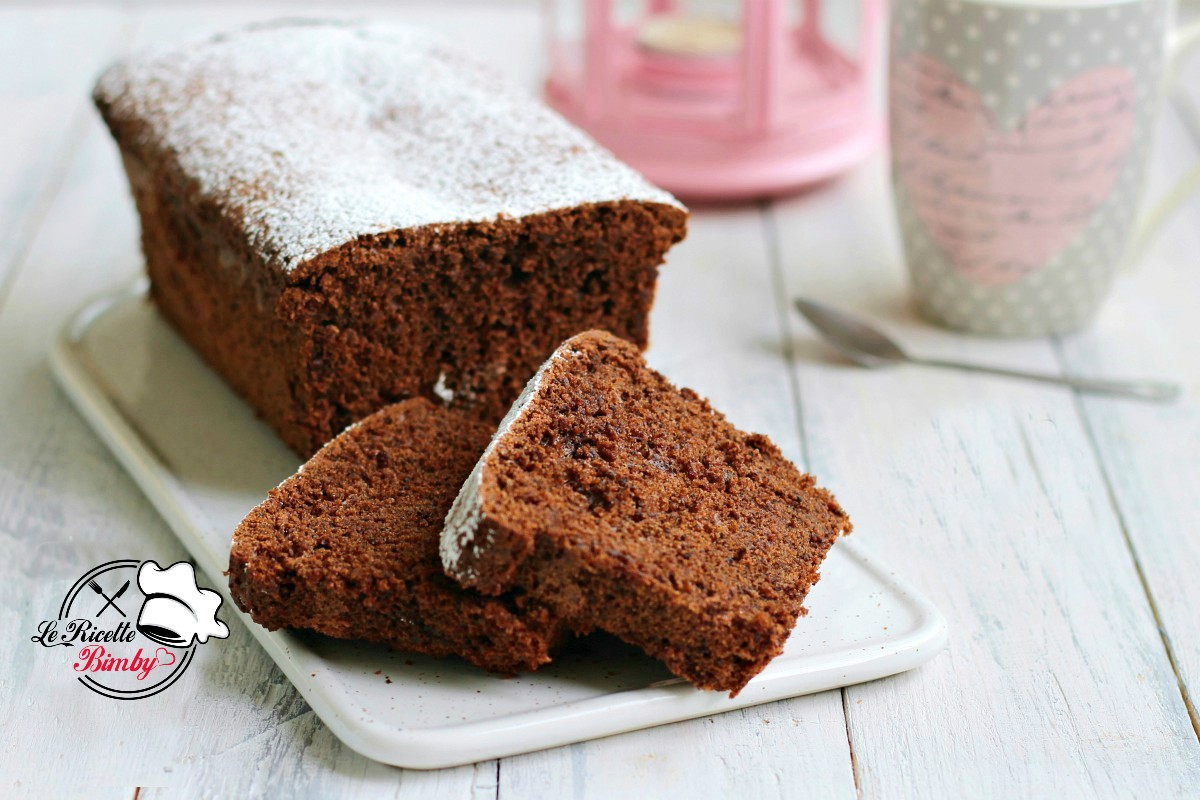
(441, 331, 851, 695)
(93, 20, 687, 456)
(230, 398, 567, 674)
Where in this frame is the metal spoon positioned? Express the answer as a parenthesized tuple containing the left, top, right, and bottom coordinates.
(793, 298, 1181, 403)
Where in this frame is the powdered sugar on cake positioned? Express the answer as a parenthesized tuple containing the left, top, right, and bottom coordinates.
(441, 342, 581, 578)
(93, 19, 682, 274)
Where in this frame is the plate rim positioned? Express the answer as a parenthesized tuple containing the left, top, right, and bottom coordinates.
(49, 282, 949, 770)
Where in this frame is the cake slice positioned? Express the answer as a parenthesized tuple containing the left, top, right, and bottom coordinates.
(229, 398, 566, 673)
(441, 331, 851, 694)
(93, 20, 687, 457)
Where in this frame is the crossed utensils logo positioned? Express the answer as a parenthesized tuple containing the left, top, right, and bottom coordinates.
(32, 560, 229, 699)
(90, 576, 128, 617)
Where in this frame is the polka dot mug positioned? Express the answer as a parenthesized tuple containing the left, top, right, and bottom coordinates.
(889, 0, 1200, 336)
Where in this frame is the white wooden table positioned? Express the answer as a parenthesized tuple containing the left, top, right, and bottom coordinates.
(4, 3, 1200, 797)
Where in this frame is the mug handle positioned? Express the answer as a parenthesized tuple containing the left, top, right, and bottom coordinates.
(1123, 17, 1200, 268)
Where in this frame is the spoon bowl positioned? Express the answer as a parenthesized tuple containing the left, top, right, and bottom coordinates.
(792, 298, 908, 368)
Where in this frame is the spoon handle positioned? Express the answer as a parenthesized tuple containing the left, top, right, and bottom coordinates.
(913, 358, 1182, 403)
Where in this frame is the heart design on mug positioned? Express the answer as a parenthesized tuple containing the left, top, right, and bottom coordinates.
(892, 53, 1136, 287)
(155, 647, 176, 668)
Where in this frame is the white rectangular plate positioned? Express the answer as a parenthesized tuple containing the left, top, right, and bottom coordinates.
(50, 284, 948, 770)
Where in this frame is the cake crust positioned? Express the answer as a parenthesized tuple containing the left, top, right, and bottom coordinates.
(93, 19, 683, 274)
(229, 398, 567, 674)
(441, 331, 851, 695)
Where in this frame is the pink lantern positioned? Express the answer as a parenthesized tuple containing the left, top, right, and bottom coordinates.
(544, 0, 885, 200)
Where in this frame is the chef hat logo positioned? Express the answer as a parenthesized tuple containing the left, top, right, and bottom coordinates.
(135, 561, 229, 648)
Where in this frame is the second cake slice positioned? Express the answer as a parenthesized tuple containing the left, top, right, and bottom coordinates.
(441, 331, 851, 694)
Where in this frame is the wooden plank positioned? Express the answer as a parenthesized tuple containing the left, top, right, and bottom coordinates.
(497, 207, 857, 800)
(766, 142, 1200, 796)
(1052, 86, 1200, 735)
(0, 7, 128, 308)
(0, 9, 145, 799)
(501, 701, 854, 800)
